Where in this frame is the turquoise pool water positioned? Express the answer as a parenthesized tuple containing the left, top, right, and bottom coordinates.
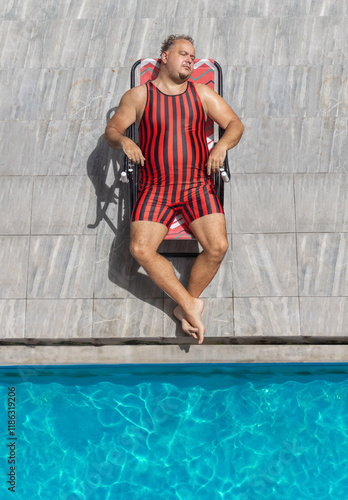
(1, 363, 348, 499)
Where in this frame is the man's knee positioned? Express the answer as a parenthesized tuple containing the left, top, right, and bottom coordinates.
(130, 234, 162, 264)
(129, 239, 149, 263)
(206, 236, 228, 262)
(130, 222, 167, 263)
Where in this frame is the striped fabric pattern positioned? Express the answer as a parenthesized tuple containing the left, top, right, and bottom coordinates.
(131, 80, 222, 229)
(139, 81, 209, 187)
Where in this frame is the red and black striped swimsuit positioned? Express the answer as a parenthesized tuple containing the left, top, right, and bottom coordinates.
(131, 80, 223, 227)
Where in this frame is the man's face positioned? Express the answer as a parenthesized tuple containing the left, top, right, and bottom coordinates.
(162, 39, 195, 81)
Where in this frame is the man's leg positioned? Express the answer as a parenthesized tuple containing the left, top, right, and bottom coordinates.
(187, 213, 228, 296)
(130, 220, 205, 342)
(173, 213, 228, 334)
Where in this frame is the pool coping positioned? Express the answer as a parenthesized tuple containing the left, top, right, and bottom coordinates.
(2, 344, 348, 365)
(1, 336, 348, 346)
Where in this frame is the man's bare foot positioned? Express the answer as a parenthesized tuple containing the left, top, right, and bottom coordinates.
(174, 305, 199, 339)
(174, 298, 205, 344)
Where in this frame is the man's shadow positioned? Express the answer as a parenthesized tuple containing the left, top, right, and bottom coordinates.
(87, 108, 164, 306)
(86, 109, 194, 345)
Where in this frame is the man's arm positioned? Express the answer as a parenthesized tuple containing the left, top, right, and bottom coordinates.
(197, 84, 244, 175)
(104, 87, 146, 166)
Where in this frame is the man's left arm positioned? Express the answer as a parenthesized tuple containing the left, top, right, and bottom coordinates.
(198, 85, 244, 175)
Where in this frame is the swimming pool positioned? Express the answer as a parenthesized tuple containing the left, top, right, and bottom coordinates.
(1, 363, 348, 499)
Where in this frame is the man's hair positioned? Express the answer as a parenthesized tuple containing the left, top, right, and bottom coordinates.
(160, 34, 194, 56)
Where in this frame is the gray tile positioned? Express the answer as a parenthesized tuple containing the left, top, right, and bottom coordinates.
(94, 232, 163, 299)
(232, 233, 298, 297)
(36, 68, 76, 120)
(93, 298, 163, 337)
(0, 177, 32, 234)
(104, 18, 173, 68)
(58, 0, 225, 22)
(300, 297, 348, 336)
(230, 118, 293, 174)
(289, 65, 344, 117)
(234, 297, 300, 336)
(290, 118, 348, 173)
(204, 298, 234, 337)
(132, 0, 230, 18)
(0, 69, 40, 120)
(308, 0, 348, 16)
(320, 65, 345, 118)
(0, 237, 29, 299)
(28, 235, 96, 298)
(0, 1, 69, 20)
(226, 66, 291, 119)
(254, 0, 311, 16)
(26, 299, 93, 338)
(0, 20, 42, 68)
(36, 119, 106, 175)
(31, 176, 97, 234)
(0, 299, 26, 338)
(330, 118, 348, 172)
(295, 174, 348, 232)
(231, 174, 295, 233)
(41, 19, 108, 68)
(164, 297, 233, 339)
(0, 121, 38, 174)
(37, 67, 129, 120)
(288, 17, 347, 66)
(342, 67, 348, 116)
(1, 0, 348, 20)
(0, 0, 308, 20)
(0, 120, 106, 176)
(65, 0, 110, 19)
(213, 17, 290, 66)
(298, 233, 348, 296)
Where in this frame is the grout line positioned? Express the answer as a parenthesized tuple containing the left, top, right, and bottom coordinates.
(292, 172, 302, 336)
(24, 176, 36, 337)
(2, 336, 348, 346)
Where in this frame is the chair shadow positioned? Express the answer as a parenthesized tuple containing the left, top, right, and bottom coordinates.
(86, 109, 163, 310)
(86, 109, 198, 345)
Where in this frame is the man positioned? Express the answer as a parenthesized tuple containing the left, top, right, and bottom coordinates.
(105, 34, 243, 344)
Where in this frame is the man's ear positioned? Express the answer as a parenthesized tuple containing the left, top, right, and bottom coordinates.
(161, 51, 168, 64)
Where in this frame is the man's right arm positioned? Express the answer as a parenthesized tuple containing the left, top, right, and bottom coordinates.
(104, 87, 146, 166)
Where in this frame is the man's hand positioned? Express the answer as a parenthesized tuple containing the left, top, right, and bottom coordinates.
(206, 143, 227, 176)
(121, 137, 145, 166)
(104, 86, 147, 165)
(196, 84, 244, 176)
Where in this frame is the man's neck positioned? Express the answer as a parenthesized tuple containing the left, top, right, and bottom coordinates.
(151, 73, 189, 95)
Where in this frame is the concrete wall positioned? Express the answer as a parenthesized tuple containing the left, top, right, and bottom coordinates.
(1, 0, 348, 345)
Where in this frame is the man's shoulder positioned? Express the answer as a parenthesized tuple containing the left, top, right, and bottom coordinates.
(121, 84, 147, 106)
(194, 83, 219, 112)
(194, 83, 216, 97)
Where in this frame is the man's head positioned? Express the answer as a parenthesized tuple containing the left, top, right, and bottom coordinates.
(160, 34, 195, 82)
(160, 34, 195, 56)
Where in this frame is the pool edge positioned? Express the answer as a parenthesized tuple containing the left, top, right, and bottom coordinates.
(1, 344, 348, 365)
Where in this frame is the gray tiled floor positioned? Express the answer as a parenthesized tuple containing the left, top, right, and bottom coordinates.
(1, 0, 348, 356)
(231, 174, 295, 233)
